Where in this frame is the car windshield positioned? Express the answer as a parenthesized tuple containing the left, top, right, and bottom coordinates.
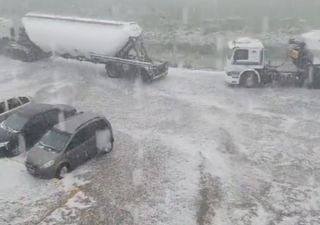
(1, 114, 28, 132)
(39, 129, 70, 153)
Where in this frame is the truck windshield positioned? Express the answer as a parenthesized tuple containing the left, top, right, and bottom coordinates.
(234, 49, 249, 61)
(39, 129, 70, 153)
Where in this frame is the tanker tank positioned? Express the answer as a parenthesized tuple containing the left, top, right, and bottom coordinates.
(22, 13, 143, 58)
(8, 13, 168, 82)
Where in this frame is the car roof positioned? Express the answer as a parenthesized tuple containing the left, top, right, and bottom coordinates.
(17, 103, 57, 118)
(54, 112, 105, 134)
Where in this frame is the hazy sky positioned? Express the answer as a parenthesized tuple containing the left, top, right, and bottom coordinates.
(0, 0, 320, 27)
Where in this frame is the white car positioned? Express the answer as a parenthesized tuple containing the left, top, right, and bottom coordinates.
(0, 96, 32, 122)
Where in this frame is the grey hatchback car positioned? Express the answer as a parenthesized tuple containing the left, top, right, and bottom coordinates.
(25, 112, 114, 179)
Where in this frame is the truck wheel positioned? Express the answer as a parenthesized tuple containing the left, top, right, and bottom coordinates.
(8, 148, 20, 157)
(106, 64, 122, 78)
(241, 72, 258, 88)
(139, 69, 152, 83)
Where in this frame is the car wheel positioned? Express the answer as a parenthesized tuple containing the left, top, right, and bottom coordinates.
(56, 164, 69, 179)
(9, 148, 20, 157)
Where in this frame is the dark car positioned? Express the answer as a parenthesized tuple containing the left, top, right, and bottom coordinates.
(0, 96, 32, 122)
(25, 112, 114, 179)
(0, 103, 76, 157)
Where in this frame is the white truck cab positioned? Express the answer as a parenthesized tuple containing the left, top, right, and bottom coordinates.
(225, 37, 265, 87)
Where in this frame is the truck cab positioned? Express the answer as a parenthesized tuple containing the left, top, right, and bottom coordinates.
(225, 37, 265, 87)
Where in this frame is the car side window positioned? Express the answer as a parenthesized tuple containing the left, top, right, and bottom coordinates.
(7, 98, 21, 110)
(0, 101, 5, 114)
(83, 122, 97, 140)
(19, 97, 30, 104)
(45, 110, 59, 126)
(26, 115, 46, 131)
(67, 129, 86, 151)
(94, 120, 108, 131)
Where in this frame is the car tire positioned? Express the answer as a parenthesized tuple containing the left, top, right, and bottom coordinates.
(56, 164, 69, 179)
(241, 72, 258, 88)
(9, 148, 20, 157)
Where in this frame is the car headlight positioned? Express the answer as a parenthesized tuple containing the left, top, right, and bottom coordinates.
(0, 141, 9, 148)
(41, 160, 55, 169)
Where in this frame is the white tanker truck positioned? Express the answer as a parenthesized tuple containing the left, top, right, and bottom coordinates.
(3, 13, 168, 82)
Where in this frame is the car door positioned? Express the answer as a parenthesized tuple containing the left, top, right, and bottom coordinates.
(24, 115, 49, 148)
(82, 122, 99, 158)
(64, 128, 88, 168)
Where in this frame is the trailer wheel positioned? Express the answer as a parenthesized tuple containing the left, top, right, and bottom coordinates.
(106, 64, 122, 78)
(241, 72, 258, 88)
(139, 69, 152, 83)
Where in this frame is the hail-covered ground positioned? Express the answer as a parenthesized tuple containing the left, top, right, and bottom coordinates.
(0, 56, 320, 225)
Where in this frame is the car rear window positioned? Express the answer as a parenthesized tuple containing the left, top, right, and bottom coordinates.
(19, 97, 30, 104)
(7, 98, 21, 110)
(0, 102, 5, 114)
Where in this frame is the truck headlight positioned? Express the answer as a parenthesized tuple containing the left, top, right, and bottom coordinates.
(227, 71, 241, 77)
(41, 160, 55, 169)
(0, 141, 9, 148)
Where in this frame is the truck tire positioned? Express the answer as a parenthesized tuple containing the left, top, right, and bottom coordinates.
(241, 72, 258, 88)
(313, 71, 320, 89)
(139, 68, 152, 83)
(106, 63, 122, 78)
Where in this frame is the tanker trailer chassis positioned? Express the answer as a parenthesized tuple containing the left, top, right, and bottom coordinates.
(90, 36, 168, 82)
(59, 36, 168, 82)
